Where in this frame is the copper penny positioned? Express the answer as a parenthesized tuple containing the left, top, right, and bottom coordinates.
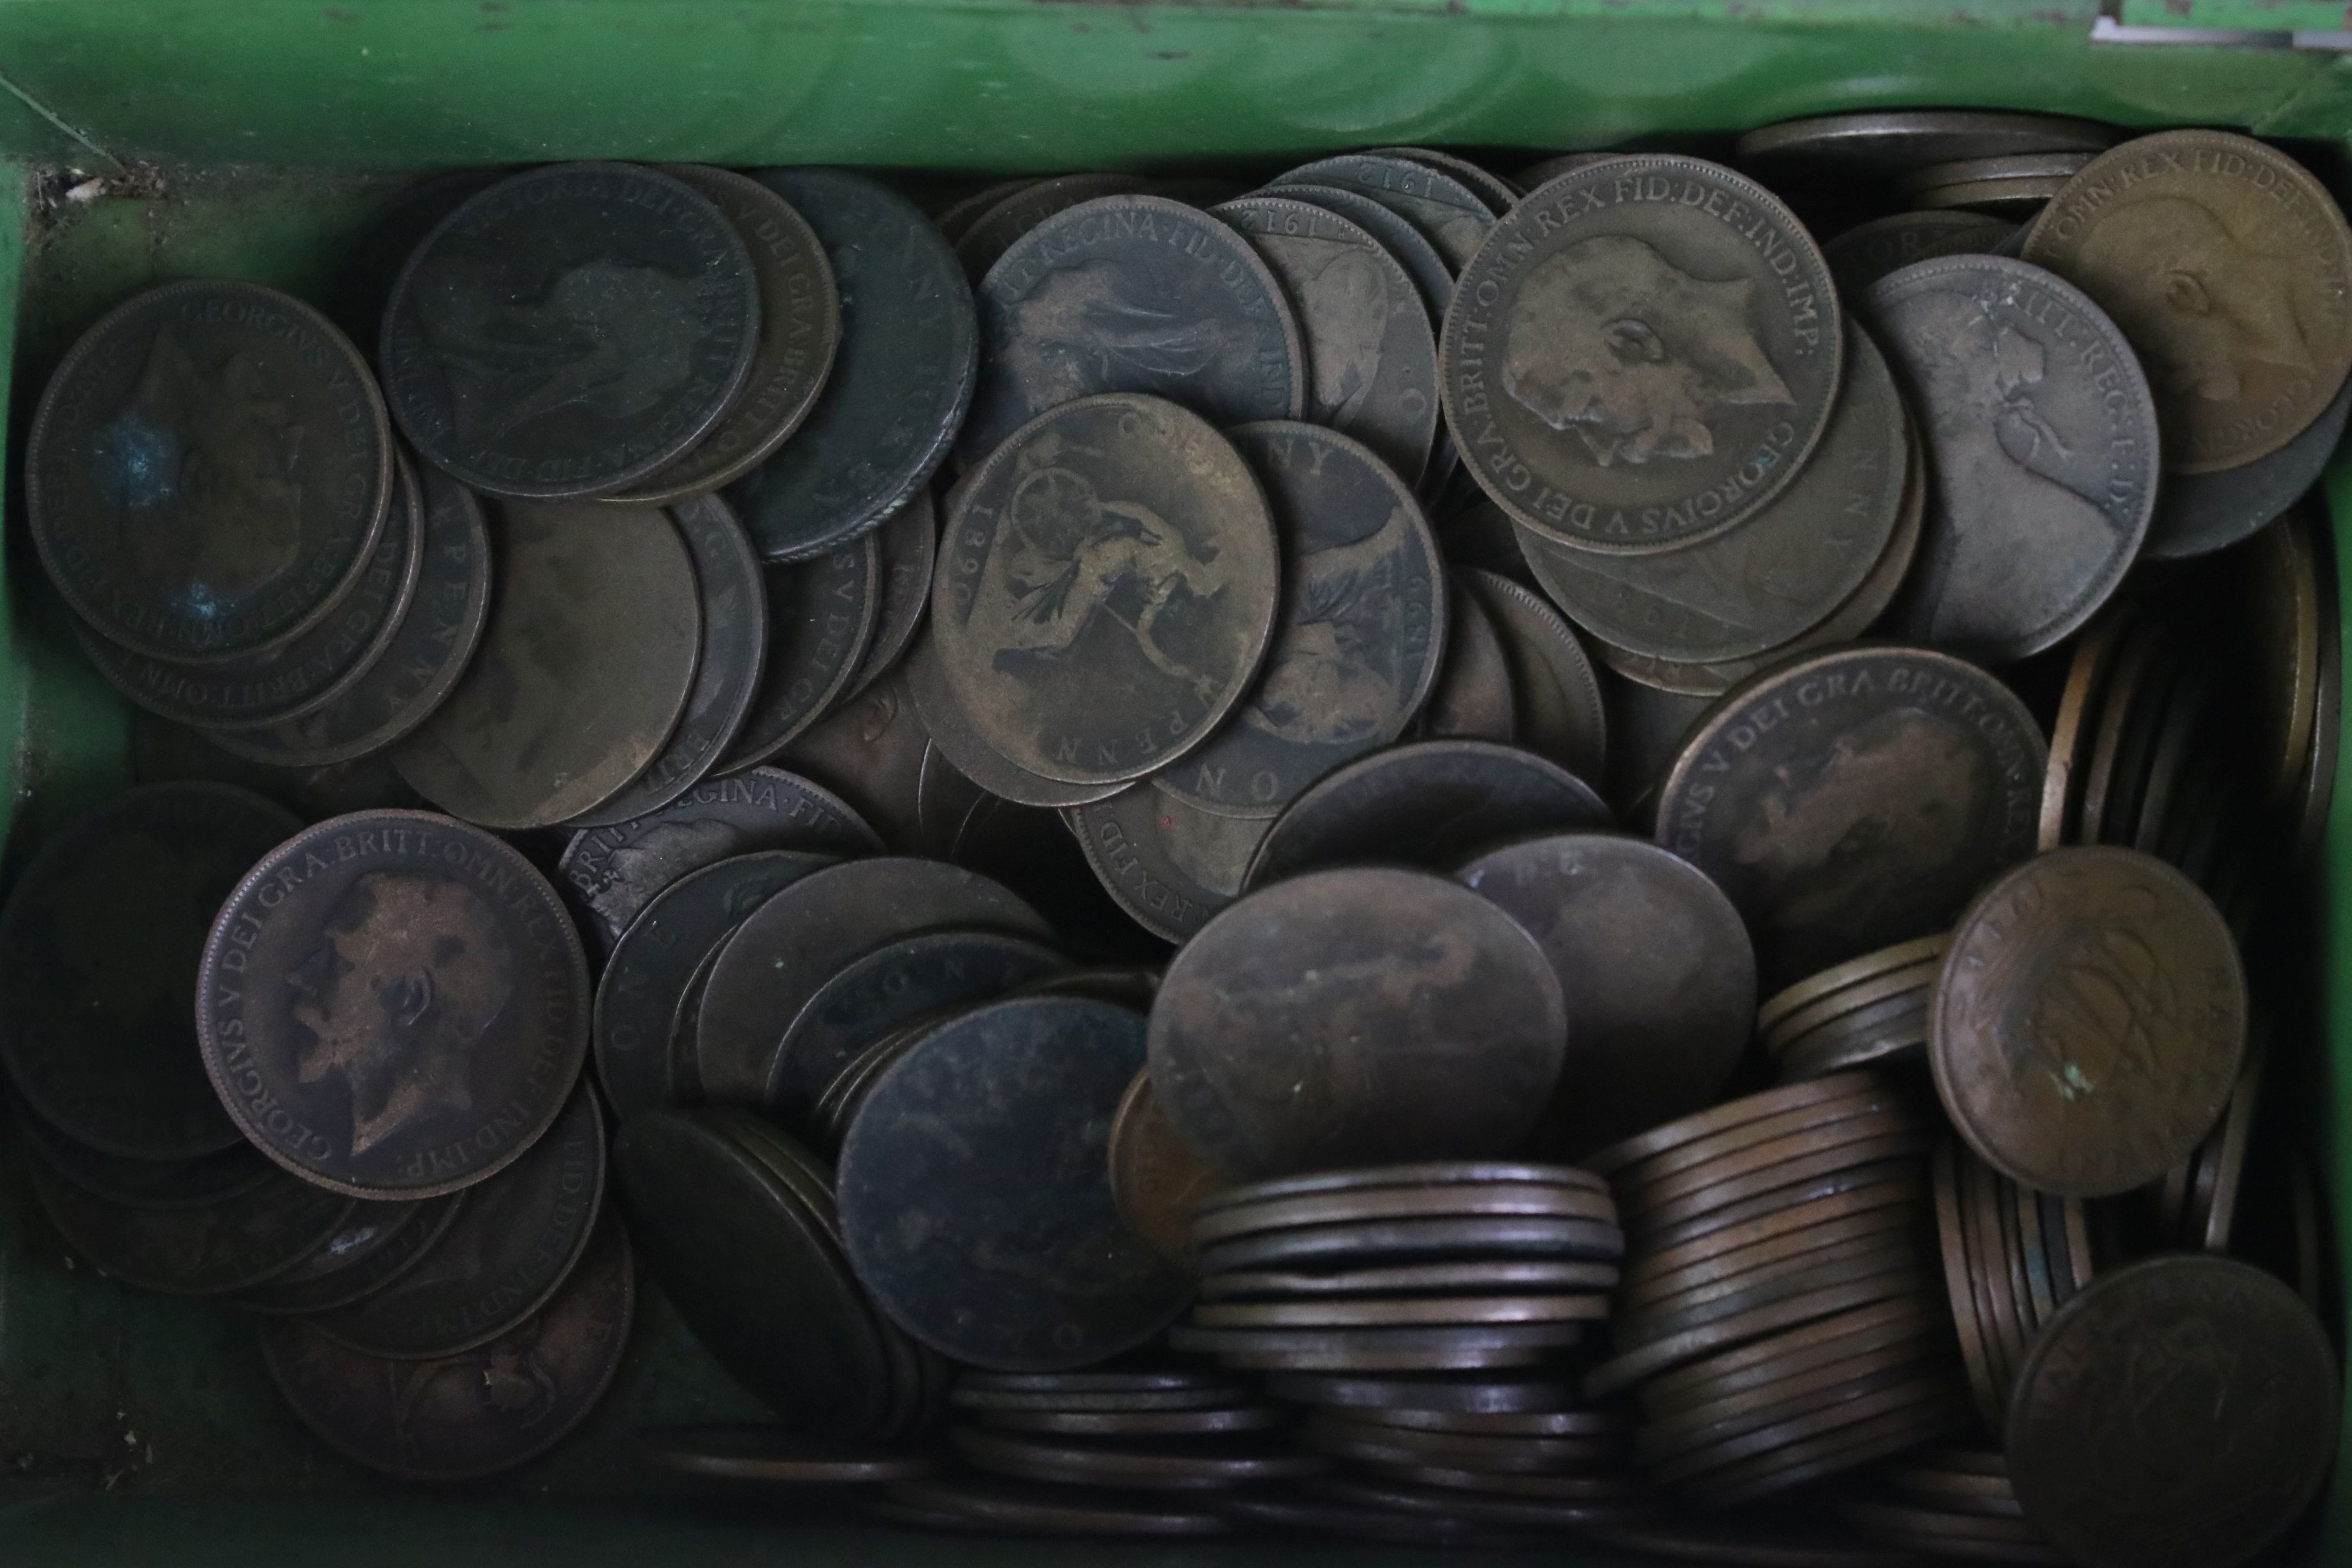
(1586, 1073, 1890, 1177)
(1348, 1405, 1628, 1437)
(1612, 1087, 1909, 1193)
(1639, 1339, 1943, 1452)
(975, 1405, 1285, 1438)
(1636, 1298, 1945, 1419)
(1193, 1293, 1609, 1329)
(1628, 1133, 1934, 1238)
(1106, 1069, 1231, 1268)
(1584, 1265, 1934, 1400)
(1198, 1162, 1605, 1212)
(1197, 1214, 1625, 1276)
(1933, 1143, 2005, 1426)
(1620, 1112, 1919, 1213)
(1677, 1395, 1968, 1509)
(1758, 936, 1950, 1033)
(636, 1425, 933, 1485)
(1301, 1419, 1626, 1474)
(1616, 1246, 1933, 1351)
(1623, 1179, 1928, 1291)
(1201, 1259, 1619, 1300)
(1642, 1361, 1952, 1470)
(1194, 1183, 1618, 1245)
(1637, 1159, 1924, 1256)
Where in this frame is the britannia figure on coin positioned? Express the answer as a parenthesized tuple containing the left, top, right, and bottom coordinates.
(997, 259, 1227, 407)
(2073, 198, 2318, 404)
(1500, 236, 1795, 468)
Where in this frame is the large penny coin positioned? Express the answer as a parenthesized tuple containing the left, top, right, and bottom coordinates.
(933, 394, 1282, 788)
(1932, 847, 2245, 1197)
(392, 500, 702, 829)
(1069, 786, 1265, 943)
(29, 280, 393, 662)
(1150, 866, 1566, 1178)
(380, 162, 758, 498)
(1440, 157, 1841, 554)
(197, 811, 591, 1198)
(1271, 153, 1495, 273)
(1654, 646, 2044, 988)
(716, 530, 881, 771)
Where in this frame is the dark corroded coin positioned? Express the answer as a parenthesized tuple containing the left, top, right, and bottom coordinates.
(607, 165, 839, 504)
(0, 783, 298, 1159)
(767, 928, 1065, 1118)
(2147, 372, 2352, 560)
(1933, 848, 2245, 1198)
(955, 172, 1154, 281)
(2007, 1256, 2337, 1568)
(775, 668, 939, 848)
(849, 491, 938, 695)
(719, 173, 972, 563)
(1520, 327, 1908, 665)
(231, 1191, 466, 1317)
(9, 1100, 273, 1211)
(836, 995, 1193, 1369)
(391, 501, 702, 829)
(1155, 422, 1443, 819)
(639, 1425, 936, 1485)
(1277, 184, 1456, 323)
(1654, 646, 2044, 988)
(1825, 212, 2015, 296)
(592, 850, 837, 1120)
(951, 1424, 1322, 1488)
(1458, 570, 1609, 784)
(74, 456, 424, 730)
(28, 280, 394, 664)
(932, 394, 1282, 788)
(1457, 833, 1755, 1157)
(556, 766, 881, 953)
(1419, 581, 1518, 743)
(1244, 739, 1611, 890)
(570, 495, 767, 827)
(209, 461, 494, 770)
(263, 1214, 632, 1482)
(1108, 1067, 1233, 1266)
(1150, 866, 1566, 1178)
(905, 633, 1126, 808)
(961, 196, 1305, 462)
(718, 530, 882, 772)
(1070, 786, 1265, 943)
(695, 857, 1051, 1103)
(1213, 198, 1442, 484)
(197, 811, 591, 1198)
(381, 162, 758, 499)
(1863, 256, 2155, 662)
(1272, 153, 1495, 273)
(1439, 157, 1840, 554)
(311, 1082, 604, 1357)
(23, 1150, 353, 1296)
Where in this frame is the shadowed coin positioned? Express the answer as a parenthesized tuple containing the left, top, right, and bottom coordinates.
(1109, 1067, 1233, 1266)
(1276, 182, 1456, 323)
(904, 634, 1125, 808)
(1069, 786, 1266, 943)
(847, 491, 937, 695)
(29, 280, 394, 663)
(22, 1149, 354, 1296)
(1436, 501, 1536, 587)
(1150, 866, 1566, 1178)
(1825, 212, 2014, 296)
(729, 168, 975, 562)
(8, 1100, 273, 1211)
(231, 1190, 466, 1317)
(392, 500, 702, 828)
(262, 1215, 633, 1482)
(1602, 679, 1711, 827)
(0, 782, 298, 1159)
(955, 172, 1152, 280)
(1654, 646, 2044, 989)
(381, 162, 758, 499)
(196, 811, 591, 1198)
(836, 995, 1194, 1368)
(773, 669, 942, 850)
(717, 530, 881, 772)
(1418, 582, 1517, 743)
(2146, 373, 2352, 560)
(638, 1425, 936, 1485)
(1458, 570, 1609, 784)
(870, 1475, 1231, 1537)
(1271, 153, 1495, 273)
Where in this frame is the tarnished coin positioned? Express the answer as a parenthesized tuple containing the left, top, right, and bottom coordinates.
(1456, 833, 1756, 1156)
(2007, 1256, 2336, 1568)
(848, 491, 938, 695)
(1213, 198, 1441, 484)
(607, 166, 839, 504)
(231, 1190, 467, 1317)
(638, 1425, 936, 1485)
(1520, 327, 1908, 665)
(937, 179, 1044, 242)
(2147, 374, 2352, 559)
(392, 501, 702, 829)
(1440, 156, 1840, 554)
(0, 782, 298, 1159)
(954, 172, 1153, 280)
(1864, 256, 2157, 661)
(718, 530, 883, 771)
(1154, 422, 1444, 819)
(904, 633, 1125, 809)
(962, 196, 1305, 462)
(1418, 581, 1518, 743)
(1277, 182, 1458, 321)
(263, 1215, 632, 1482)
(837, 995, 1194, 1369)
(1245, 739, 1611, 890)
(381, 163, 758, 498)
(209, 462, 494, 770)
(1149, 866, 1566, 1178)
(729, 168, 976, 561)
(1170, 1319, 1586, 1371)
(1108, 1067, 1233, 1266)
(1585, 1073, 1889, 1177)
(1932, 847, 2246, 1197)
(1376, 148, 1520, 217)
(1456, 569, 1609, 783)
(28, 280, 394, 663)
(1197, 1161, 1603, 1211)
(1195, 1181, 1616, 1243)
(1737, 112, 2119, 178)
(774, 671, 937, 849)
(1654, 645, 2044, 988)
(22, 1150, 354, 1296)
(9, 1101, 273, 1212)
(2023, 130, 2352, 474)
(952, 1424, 1322, 1488)
(981, 1406, 1284, 1438)
(932, 394, 1282, 787)
(197, 811, 590, 1198)
(1271, 153, 1495, 272)
(1825, 212, 2015, 295)
(1069, 786, 1265, 943)
(557, 765, 880, 953)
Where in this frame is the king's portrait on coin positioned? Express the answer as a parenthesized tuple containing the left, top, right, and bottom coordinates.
(2073, 197, 2315, 404)
(287, 871, 517, 1158)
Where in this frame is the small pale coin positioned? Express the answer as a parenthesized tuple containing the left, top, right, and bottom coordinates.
(717, 530, 883, 772)
(1069, 786, 1265, 943)
(1108, 1068, 1231, 1268)
(1270, 153, 1495, 272)
(847, 490, 937, 695)
(1416, 580, 1517, 743)
(1825, 211, 2016, 295)
(1457, 569, 1609, 783)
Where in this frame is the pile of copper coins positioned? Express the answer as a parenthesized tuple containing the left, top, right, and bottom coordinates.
(0, 106, 2341, 1565)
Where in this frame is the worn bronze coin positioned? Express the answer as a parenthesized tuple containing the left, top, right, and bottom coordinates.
(2148, 375, 2352, 559)
(903, 634, 1125, 808)
(1440, 156, 1840, 554)
(836, 995, 1193, 1370)
(1307, 1472, 1658, 1531)
(1458, 570, 1609, 782)
(933, 394, 1282, 788)
(607, 166, 839, 504)
(1268, 1373, 1581, 1413)
(848, 491, 937, 696)
(1150, 866, 1564, 1178)
(197, 811, 590, 1198)
(1298, 1414, 1620, 1471)
(210, 461, 494, 770)
(1271, 153, 1495, 273)
(0, 782, 298, 1160)
(719, 530, 882, 771)
(1825, 212, 2015, 295)
(1069, 786, 1263, 943)
(1585, 1265, 1937, 1401)
(639, 1425, 933, 1485)
(1606, 1080, 1901, 1192)
(382, 163, 757, 498)
(1196, 1292, 1608, 1329)
(1197, 1161, 1605, 1210)
(962, 195, 1305, 462)
(2023, 130, 2352, 474)
(1276, 182, 1456, 322)
(1213, 198, 1441, 484)
(1377, 148, 1519, 217)
(1203, 1259, 1618, 1300)
(262, 1214, 632, 1482)
(1587, 1073, 1889, 1175)
(1108, 1068, 1231, 1267)
(231, 1190, 467, 1317)
(952, 1425, 1322, 1489)
(1244, 738, 1611, 889)
(728, 168, 974, 561)
(1170, 1321, 1586, 1370)
(1197, 1215, 1625, 1275)
(978, 1405, 1282, 1438)
(8, 1100, 273, 1211)
(22, 1148, 354, 1296)
(392, 500, 701, 828)
(1760, 937, 1946, 1033)
(1195, 1182, 1618, 1244)
(30, 280, 394, 664)
(1932, 847, 2245, 1197)
(1654, 645, 2044, 988)
(693, 856, 1050, 1103)
(1418, 581, 1518, 743)
(954, 172, 1154, 279)
(1864, 256, 2157, 661)
(773, 669, 939, 848)
(873, 1475, 1231, 1537)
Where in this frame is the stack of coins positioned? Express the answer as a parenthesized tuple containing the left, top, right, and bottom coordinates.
(636, 1426, 936, 1491)
(1896, 152, 2096, 217)
(1757, 936, 1946, 1083)
(2152, 1039, 2268, 1253)
(1932, 1140, 2096, 1430)
(1839, 1448, 2064, 1564)
(944, 1370, 1316, 1496)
